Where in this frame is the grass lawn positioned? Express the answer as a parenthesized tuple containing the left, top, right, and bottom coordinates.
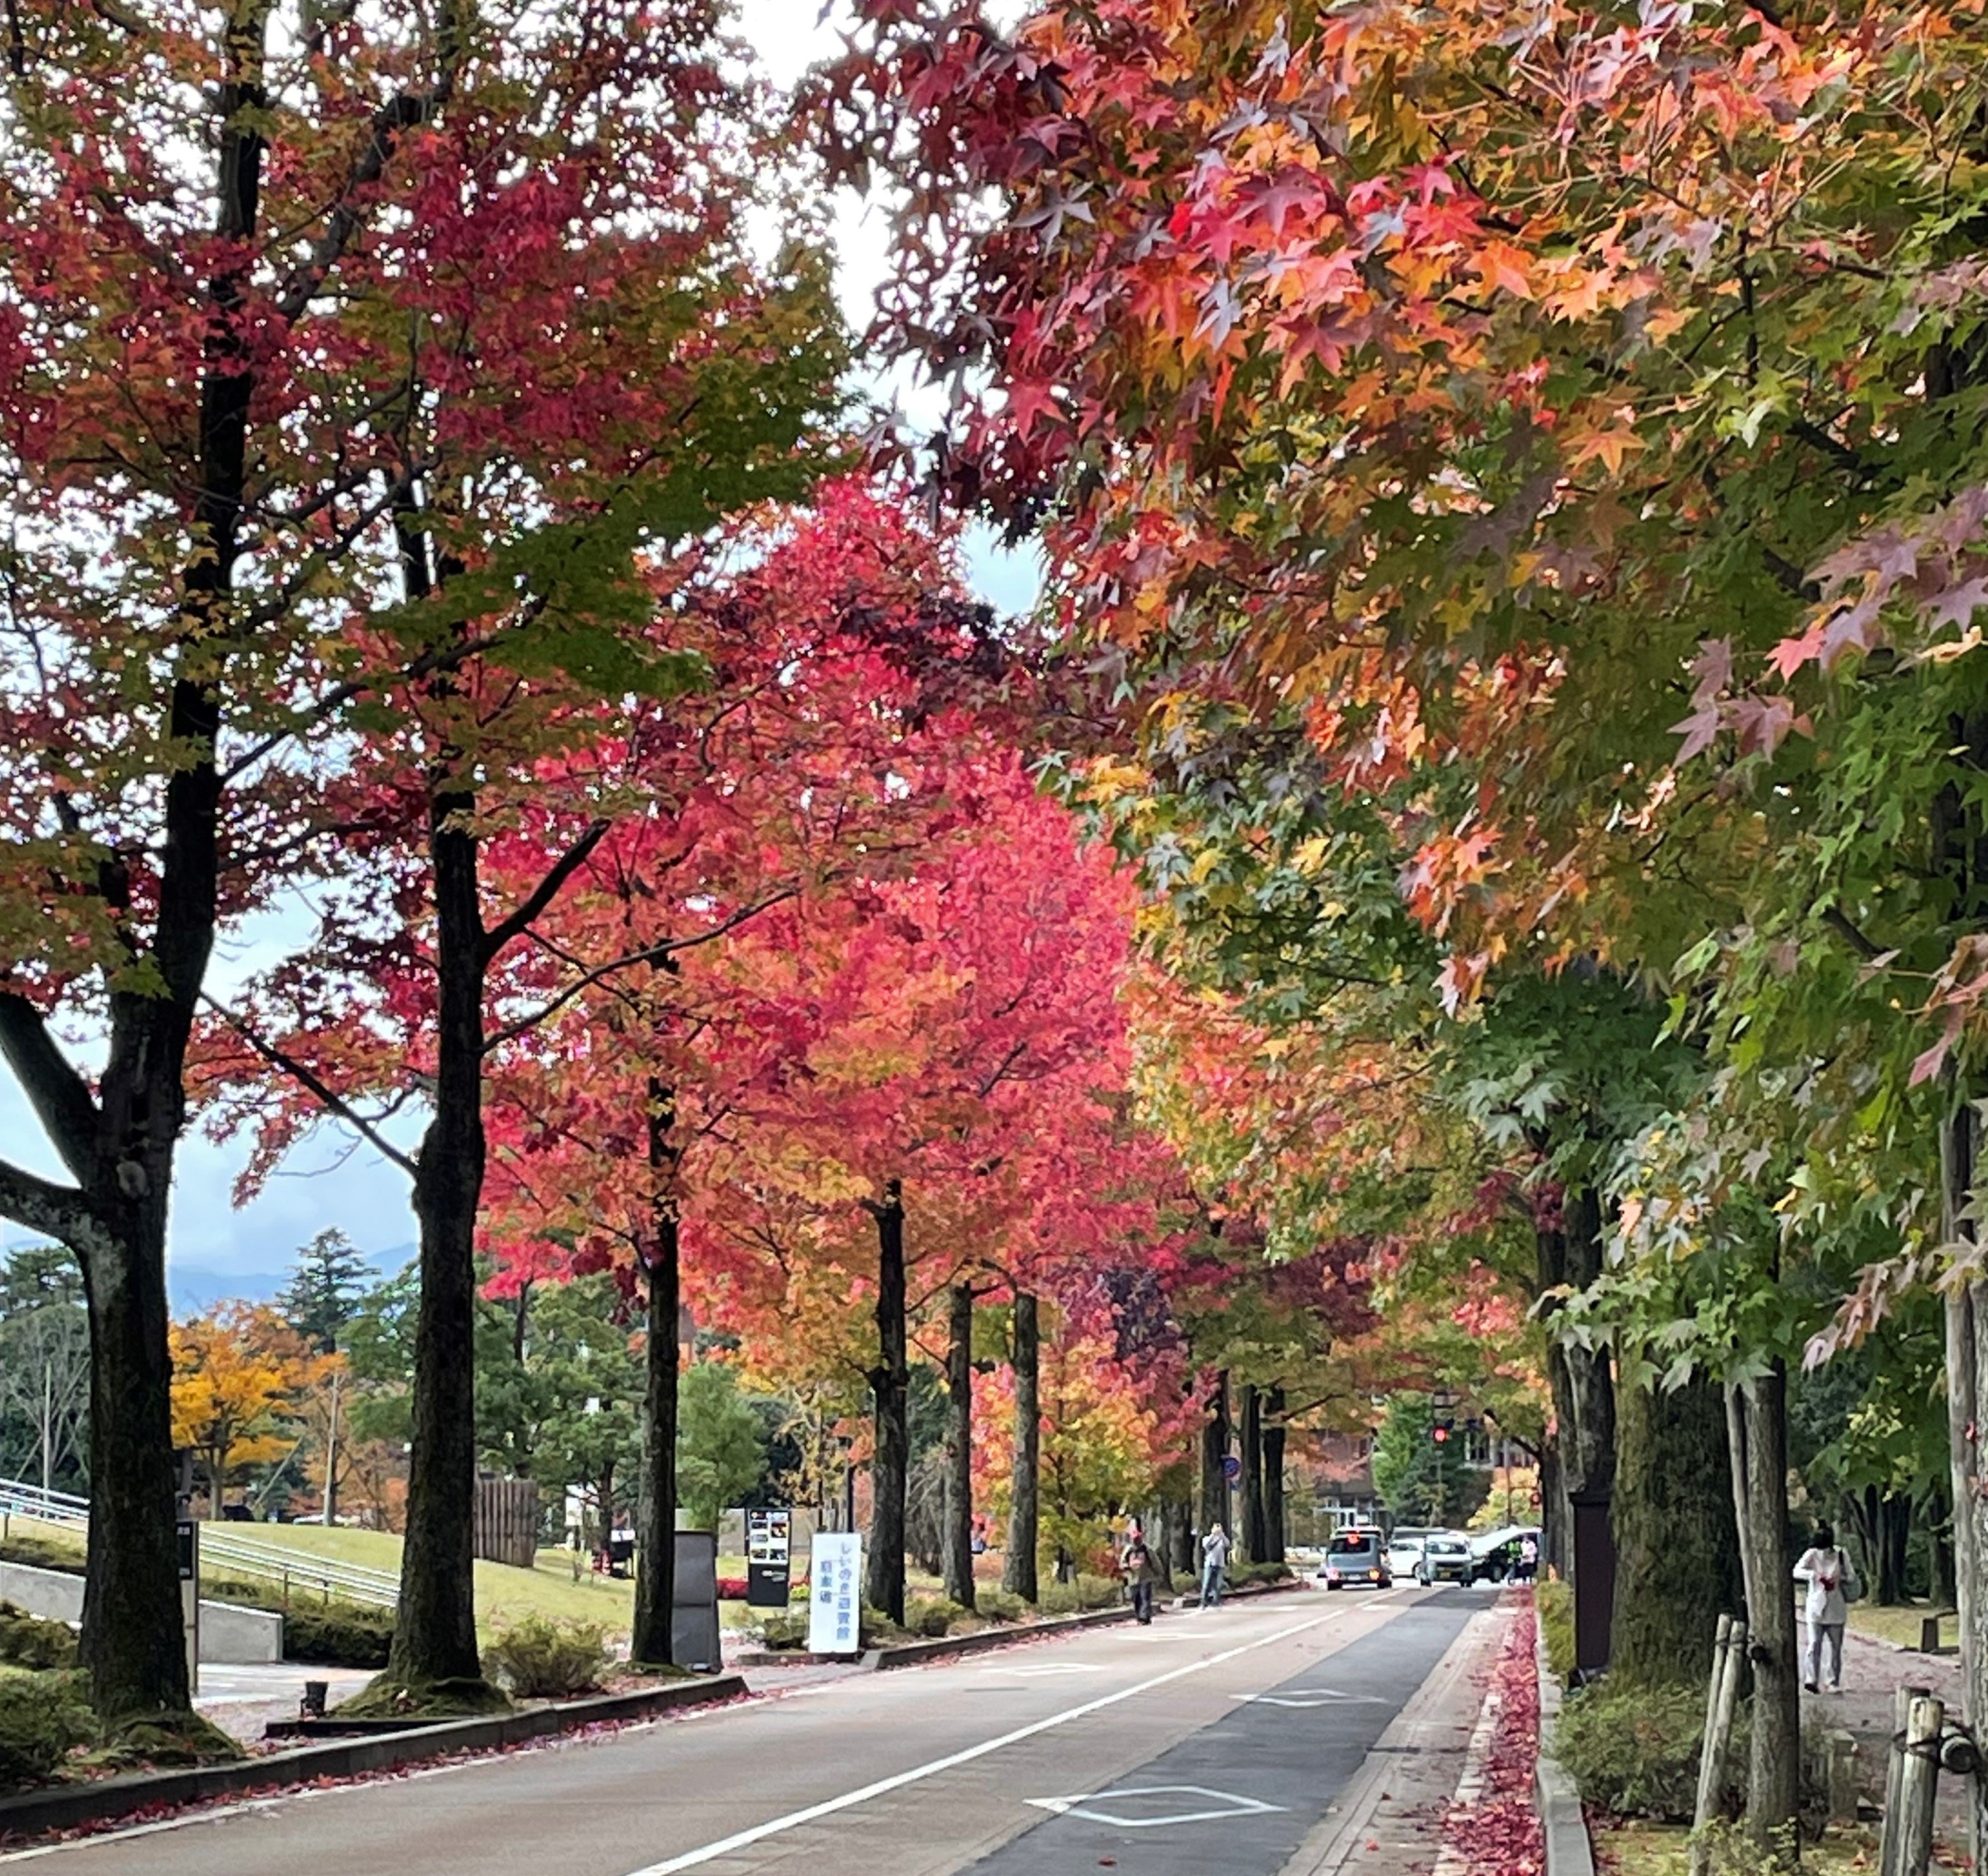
(1593, 1821, 1897, 1876)
(1842, 1598, 1955, 1652)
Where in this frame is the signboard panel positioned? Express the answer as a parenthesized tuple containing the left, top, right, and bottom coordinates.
(807, 1531, 862, 1656)
(746, 1508, 792, 1609)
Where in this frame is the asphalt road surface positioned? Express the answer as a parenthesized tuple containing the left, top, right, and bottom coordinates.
(3, 1584, 1483, 1876)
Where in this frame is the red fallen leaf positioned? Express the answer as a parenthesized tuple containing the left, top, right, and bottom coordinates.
(1099, 1861, 1117, 1868)
(1368, 1841, 1380, 1851)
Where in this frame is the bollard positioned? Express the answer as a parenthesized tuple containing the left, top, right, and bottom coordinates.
(1881, 1685, 1931, 1876)
(1690, 1616, 1746, 1876)
(1887, 1694, 1945, 1876)
(1825, 1730, 1859, 1825)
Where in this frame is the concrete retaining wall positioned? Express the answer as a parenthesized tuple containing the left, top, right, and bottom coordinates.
(0, 1558, 282, 1664)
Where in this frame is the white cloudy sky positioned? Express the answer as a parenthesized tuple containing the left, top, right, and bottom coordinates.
(0, 0, 1041, 1301)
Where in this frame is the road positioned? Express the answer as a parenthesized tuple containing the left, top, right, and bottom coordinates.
(4, 1584, 1490, 1876)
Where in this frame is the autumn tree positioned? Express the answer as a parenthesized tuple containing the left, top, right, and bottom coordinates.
(170, 1304, 329, 1516)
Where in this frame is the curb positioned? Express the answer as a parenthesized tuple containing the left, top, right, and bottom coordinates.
(873, 1604, 1135, 1668)
(1165, 1574, 1305, 1612)
(0, 1673, 746, 1844)
(1534, 1616, 1596, 1876)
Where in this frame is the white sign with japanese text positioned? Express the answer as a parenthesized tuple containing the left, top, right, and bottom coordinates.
(808, 1531, 863, 1655)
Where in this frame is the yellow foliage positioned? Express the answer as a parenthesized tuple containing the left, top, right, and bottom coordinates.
(170, 1302, 336, 1502)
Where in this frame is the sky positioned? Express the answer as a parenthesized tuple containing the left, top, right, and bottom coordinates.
(0, 0, 1044, 1306)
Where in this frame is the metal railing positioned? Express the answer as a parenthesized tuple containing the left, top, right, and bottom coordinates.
(0, 1475, 398, 1610)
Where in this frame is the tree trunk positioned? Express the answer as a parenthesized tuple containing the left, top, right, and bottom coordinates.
(1002, 1291, 1039, 1602)
(1239, 1382, 1266, 1563)
(1540, 1438, 1566, 1578)
(1169, 1494, 1195, 1576)
(1264, 1386, 1287, 1564)
(1199, 1370, 1231, 1540)
(1728, 1368, 1800, 1845)
(865, 1180, 908, 1624)
(630, 1080, 680, 1667)
(943, 1284, 976, 1611)
(1942, 1099, 1988, 1876)
(1149, 1502, 1176, 1590)
(1610, 1369, 1743, 1690)
(1881, 1495, 1910, 1606)
(388, 777, 490, 1695)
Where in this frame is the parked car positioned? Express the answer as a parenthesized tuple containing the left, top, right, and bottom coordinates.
(1384, 1527, 1433, 1579)
(1415, 1532, 1474, 1586)
(1467, 1524, 1542, 1585)
(1318, 1528, 1393, 1590)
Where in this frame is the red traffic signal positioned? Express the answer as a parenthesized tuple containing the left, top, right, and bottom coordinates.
(1431, 1424, 1450, 1444)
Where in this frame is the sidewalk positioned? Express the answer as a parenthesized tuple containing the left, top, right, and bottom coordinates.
(1804, 1621, 1968, 1848)
(1278, 1592, 1533, 1876)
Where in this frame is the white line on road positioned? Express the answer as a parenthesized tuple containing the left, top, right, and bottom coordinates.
(622, 1609, 1342, 1876)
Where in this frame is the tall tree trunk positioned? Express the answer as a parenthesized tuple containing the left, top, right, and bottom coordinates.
(1610, 1368, 1743, 1690)
(630, 1079, 680, 1666)
(388, 776, 490, 1695)
(1169, 1494, 1195, 1576)
(1239, 1382, 1266, 1562)
(1728, 1368, 1800, 1846)
(943, 1284, 976, 1611)
(1942, 1100, 1988, 1875)
(865, 1180, 908, 1623)
(1540, 1439, 1565, 1578)
(1542, 1189, 1616, 1660)
(1881, 1494, 1910, 1605)
(1149, 1502, 1176, 1590)
(1264, 1386, 1287, 1564)
(1199, 1370, 1231, 1539)
(1002, 1291, 1039, 1602)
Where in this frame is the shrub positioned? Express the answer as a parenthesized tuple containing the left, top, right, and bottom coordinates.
(977, 1589, 1027, 1624)
(756, 1612, 809, 1649)
(716, 1576, 747, 1601)
(482, 1616, 610, 1699)
(0, 1670, 91, 1790)
(1537, 1580, 1574, 1685)
(905, 1596, 968, 1638)
(859, 1604, 907, 1645)
(0, 1603, 77, 1671)
(1554, 1679, 1707, 1820)
(283, 1600, 394, 1668)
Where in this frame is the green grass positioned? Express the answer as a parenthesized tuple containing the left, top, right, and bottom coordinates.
(1, 1516, 638, 1637)
(1596, 1820, 1959, 1876)
(1841, 1596, 1953, 1651)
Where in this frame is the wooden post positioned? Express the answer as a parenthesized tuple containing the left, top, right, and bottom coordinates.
(1881, 1684, 1931, 1876)
(1826, 1731, 1859, 1826)
(1690, 1616, 1747, 1876)
(1890, 1695, 1945, 1876)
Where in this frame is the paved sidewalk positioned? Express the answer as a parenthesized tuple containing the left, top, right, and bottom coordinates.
(1274, 1595, 1516, 1876)
(1802, 1622, 1968, 1847)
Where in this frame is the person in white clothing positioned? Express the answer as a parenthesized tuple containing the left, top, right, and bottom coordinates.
(1793, 1520, 1860, 1693)
(1199, 1523, 1231, 1608)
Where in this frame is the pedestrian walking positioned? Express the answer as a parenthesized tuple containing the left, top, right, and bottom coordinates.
(1121, 1520, 1159, 1624)
(1517, 1534, 1539, 1584)
(1199, 1521, 1230, 1608)
(1794, 1520, 1860, 1693)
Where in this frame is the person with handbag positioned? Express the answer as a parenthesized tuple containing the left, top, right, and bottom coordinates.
(1793, 1520, 1861, 1693)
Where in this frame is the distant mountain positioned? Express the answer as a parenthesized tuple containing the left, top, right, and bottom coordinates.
(167, 1240, 414, 1313)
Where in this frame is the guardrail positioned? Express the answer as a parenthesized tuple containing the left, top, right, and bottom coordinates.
(0, 1476, 398, 1610)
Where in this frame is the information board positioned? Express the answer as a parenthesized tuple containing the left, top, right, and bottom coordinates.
(807, 1530, 862, 1655)
(746, 1507, 792, 1609)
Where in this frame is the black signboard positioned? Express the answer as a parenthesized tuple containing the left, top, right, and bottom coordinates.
(176, 1518, 197, 1582)
(746, 1507, 792, 1609)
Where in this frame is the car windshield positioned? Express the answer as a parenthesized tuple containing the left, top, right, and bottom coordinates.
(1427, 1538, 1468, 1554)
(1330, 1533, 1380, 1554)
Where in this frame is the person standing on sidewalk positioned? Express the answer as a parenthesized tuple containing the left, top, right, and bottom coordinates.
(1794, 1520, 1859, 1693)
(1199, 1522, 1231, 1608)
(1121, 1520, 1159, 1624)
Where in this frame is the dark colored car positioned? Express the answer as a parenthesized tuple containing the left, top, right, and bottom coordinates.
(1415, 1534, 1474, 1585)
(1318, 1528, 1393, 1590)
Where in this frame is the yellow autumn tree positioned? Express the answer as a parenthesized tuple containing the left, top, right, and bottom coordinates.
(169, 1302, 330, 1515)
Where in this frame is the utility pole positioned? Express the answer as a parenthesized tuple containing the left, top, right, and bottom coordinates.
(323, 1369, 341, 1527)
(40, 1360, 52, 1497)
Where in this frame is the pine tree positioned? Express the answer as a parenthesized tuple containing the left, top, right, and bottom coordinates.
(278, 1230, 374, 1356)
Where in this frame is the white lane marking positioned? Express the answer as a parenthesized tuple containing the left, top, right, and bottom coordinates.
(1229, 1689, 1386, 1709)
(977, 1661, 1101, 1677)
(621, 1609, 1341, 1875)
(1025, 1783, 1286, 1828)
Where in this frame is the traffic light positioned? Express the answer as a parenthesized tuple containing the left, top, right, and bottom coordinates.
(1431, 1420, 1452, 1445)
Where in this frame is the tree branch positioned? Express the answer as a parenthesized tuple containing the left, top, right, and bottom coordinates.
(482, 887, 801, 1056)
(0, 1155, 93, 1246)
(480, 819, 612, 966)
(201, 993, 418, 1178)
(1821, 905, 1884, 961)
(0, 991, 99, 1181)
